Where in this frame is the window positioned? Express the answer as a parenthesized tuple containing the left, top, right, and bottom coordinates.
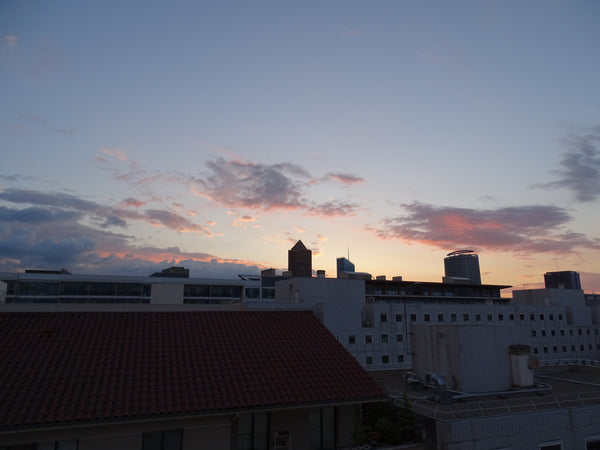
(451, 313, 457, 322)
(498, 314, 504, 321)
(534, 347, 539, 354)
(562, 346, 567, 352)
(553, 346, 557, 353)
(381, 334, 388, 344)
(560, 330, 565, 336)
(475, 314, 481, 322)
(381, 355, 389, 364)
(366, 356, 373, 365)
(396, 334, 403, 342)
(543, 346, 548, 353)
(365, 335, 372, 344)
(463, 314, 469, 322)
(437, 314, 444, 322)
(570, 329, 574, 336)
(549, 314, 554, 320)
(395, 314, 402, 322)
(519, 313, 525, 321)
(348, 335, 356, 344)
(578, 329, 583, 335)
(509, 314, 515, 321)
(531, 330, 537, 337)
(410, 314, 417, 322)
(540, 314, 545, 321)
(397, 354, 404, 363)
(309, 407, 336, 450)
(380, 313, 388, 323)
(559, 314, 563, 320)
(424, 314, 431, 322)
(541, 330, 546, 337)
(530, 313, 535, 321)
(143, 430, 182, 450)
(487, 314, 493, 322)
(551, 330, 556, 337)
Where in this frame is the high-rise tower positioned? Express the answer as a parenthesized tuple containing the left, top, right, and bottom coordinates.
(444, 250, 481, 284)
(288, 240, 312, 277)
(336, 257, 355, 278)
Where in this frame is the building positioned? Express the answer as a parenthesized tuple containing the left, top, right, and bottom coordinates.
(443, 250, 481, 284)
(0, 311, 386, 450)
(545, 270, 582, 290)
(336, 257, 355, 278)
(0, 268, 282, 305)
(288, 240, 312, 277)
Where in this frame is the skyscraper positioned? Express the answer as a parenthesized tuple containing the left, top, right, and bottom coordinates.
(444, 250, 481, 284)
(288, 240, 312, 277)
(336, 257, 355, 278)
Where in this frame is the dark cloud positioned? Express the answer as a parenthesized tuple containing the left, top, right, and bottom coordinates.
(373, 202, 599, 254)
(144, 209, 208, 233)
(542, 125, 600, 202)
(196, 158, 310, 210)
(0, 206, 81, 224)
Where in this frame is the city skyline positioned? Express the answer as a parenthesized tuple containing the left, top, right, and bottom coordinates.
(1, 1, 599, 292)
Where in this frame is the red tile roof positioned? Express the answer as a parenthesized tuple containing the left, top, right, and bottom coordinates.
(0, 311, 385, 429)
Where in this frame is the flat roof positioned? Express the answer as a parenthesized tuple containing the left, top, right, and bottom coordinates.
(372, 365, 600, 422)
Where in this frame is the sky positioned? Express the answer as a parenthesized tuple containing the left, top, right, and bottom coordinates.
(1, 1, 600, 293)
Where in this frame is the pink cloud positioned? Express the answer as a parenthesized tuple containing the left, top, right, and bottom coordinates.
(373, 202, 600, 254)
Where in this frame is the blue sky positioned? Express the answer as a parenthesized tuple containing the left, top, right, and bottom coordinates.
(1, 1, 600, 292)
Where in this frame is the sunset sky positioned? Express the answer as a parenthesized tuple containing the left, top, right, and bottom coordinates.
(1, 1, 599, 293)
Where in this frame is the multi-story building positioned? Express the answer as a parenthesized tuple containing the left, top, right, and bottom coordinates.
(443, 249, 481, 284)
(287, 240, 312, 277)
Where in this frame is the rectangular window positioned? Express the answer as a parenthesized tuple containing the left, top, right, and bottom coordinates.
(143, 430, 182, 450)
(549, 314, 554, 320)
(309, 407, 336, 450)
(397, 354, 404, 363)
(540, 314, 545, 321)
(380, 313, 388, 323)
(437, 314, 444, 322)
(532, 330, 537, 337)
(487, 314, 493, 321)
(551, 330, 556, 336)
(475, 314, 481, 322)
(541, 330, 546, 337)
(509, 314, 515, 321)
(366, 356, 373, 365)
(381, 334, 388, 344)
(395, 314, 402, 322)
(396, 334, 403, 342)
(348, 335, 356, 344)
(463, 314, 469, 322)
(559, 314, 563, 320)
(382, 355, 389, 364)
(530, 313, 535, 321)
(410, 314, 417, 322)
(498, 314, 504, 321)
(424, 314, 431, 322)
(365, 335, 372, 344)
(519, 313, 525, 321)
(451, 313, 457, 322)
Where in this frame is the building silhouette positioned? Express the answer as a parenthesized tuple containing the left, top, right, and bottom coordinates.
(287, 240, 312, 277)
(544, 270, 582, 290)
(336, 257, 355, 278)
(444, 249, 481, 284)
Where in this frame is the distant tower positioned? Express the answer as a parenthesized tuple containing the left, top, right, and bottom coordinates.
(336, 257, 355, 278)
(288, 240, 312, 277)
(544, 271, 581, 290)
(444, 250, 481, 284)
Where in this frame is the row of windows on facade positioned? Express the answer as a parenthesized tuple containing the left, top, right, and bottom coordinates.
(533, 343, 600, 354)
(378, 312, 568, 324)
(365, 354, 405, 365)
(349, 330, 600, 347)
(532, 328, 600, 338)
(0, 409, 338, 450)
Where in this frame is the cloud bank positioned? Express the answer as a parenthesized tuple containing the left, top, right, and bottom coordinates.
(374, 202, 600, 254)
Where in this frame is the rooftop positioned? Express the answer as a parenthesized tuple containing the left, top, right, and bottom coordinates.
(373, 365, 600, 422)
(0, 311, 385, 431)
